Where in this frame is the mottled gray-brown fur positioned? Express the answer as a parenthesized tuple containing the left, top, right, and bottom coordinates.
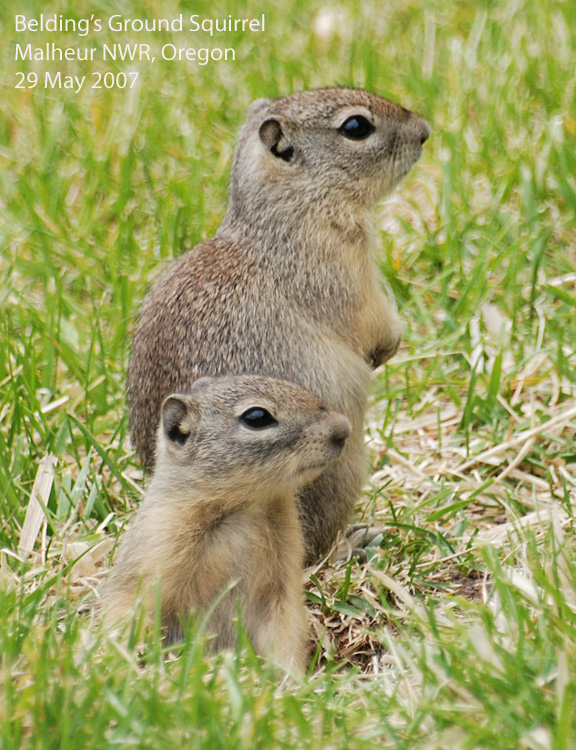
(128, 88, 430, 563)
(103, 375, 351, 675)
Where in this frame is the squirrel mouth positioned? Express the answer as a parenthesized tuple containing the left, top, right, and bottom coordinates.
(299, 461, 329, 477)
(299, 453, 340, 478)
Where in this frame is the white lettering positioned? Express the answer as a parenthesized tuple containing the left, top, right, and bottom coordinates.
(15, 43, 32, 60)
(45, 72, 85, 92)
(102, 43, 152, 61)
(161, 45, 235, 63)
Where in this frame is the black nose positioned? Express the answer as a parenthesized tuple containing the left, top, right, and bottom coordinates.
(331, 435, 347, 451)
(330, 418, 352, 451)
(418, 119, 431, 144)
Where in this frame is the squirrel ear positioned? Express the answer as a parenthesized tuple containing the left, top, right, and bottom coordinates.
(248, 97, 273, 115)
(162, 395, 199, 447)
(258, 118, 295, 163)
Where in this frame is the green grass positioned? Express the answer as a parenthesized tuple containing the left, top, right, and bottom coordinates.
(1, 0, 575, 747)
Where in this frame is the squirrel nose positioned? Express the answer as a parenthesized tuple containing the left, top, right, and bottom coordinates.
(415, 116, 431, 144)
(406, 112, 431, 145)
(330, 416, 352, 451)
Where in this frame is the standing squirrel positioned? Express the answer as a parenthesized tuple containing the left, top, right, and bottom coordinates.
(103, 375, 351, 675)
(128, 88, 430, 563)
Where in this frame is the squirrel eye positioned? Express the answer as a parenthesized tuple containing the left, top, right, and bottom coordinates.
(338, 115, 375, 140)
(240, 407, 278, 429)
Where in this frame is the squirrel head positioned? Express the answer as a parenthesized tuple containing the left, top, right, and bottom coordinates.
(226, 88, 430, 219)
(154, 375, 351, 496)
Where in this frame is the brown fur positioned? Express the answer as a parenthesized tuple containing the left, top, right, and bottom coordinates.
(128, 88, 430, 563)
(103, 375, 351, 675)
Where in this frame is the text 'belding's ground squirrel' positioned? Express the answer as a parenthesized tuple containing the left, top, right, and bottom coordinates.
(103, 375, 351, 675)
(128, 88, 430, 564)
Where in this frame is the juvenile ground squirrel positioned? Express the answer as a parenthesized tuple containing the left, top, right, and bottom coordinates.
(128, 87, 430, 563)
(103, 375, 351, 675)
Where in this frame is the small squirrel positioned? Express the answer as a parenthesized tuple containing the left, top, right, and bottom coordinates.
(103, 374, 351, 675)
(128, 88, 430, 563)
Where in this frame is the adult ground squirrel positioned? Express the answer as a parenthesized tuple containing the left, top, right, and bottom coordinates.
(128, 87, 430, 563)
(103, 375, 351, 675)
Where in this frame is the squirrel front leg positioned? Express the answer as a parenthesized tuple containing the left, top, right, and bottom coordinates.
(365, 288, 404, 368)
(250, 593, 308, 677)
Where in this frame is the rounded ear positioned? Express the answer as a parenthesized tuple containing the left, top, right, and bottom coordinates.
(191, 376, 215, 391)
(248, 97, 273, 115)
(258, 118, 295, 163)
(161, 394, 199, 447)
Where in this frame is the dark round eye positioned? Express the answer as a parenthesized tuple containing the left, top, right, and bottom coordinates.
(240, 407, 278, 430)
(338, 115, 375, 140)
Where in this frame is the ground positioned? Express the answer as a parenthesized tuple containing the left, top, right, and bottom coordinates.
(1, 0, 575, 748)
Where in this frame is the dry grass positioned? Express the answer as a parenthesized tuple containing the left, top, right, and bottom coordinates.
(1, 0, 575, 746)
